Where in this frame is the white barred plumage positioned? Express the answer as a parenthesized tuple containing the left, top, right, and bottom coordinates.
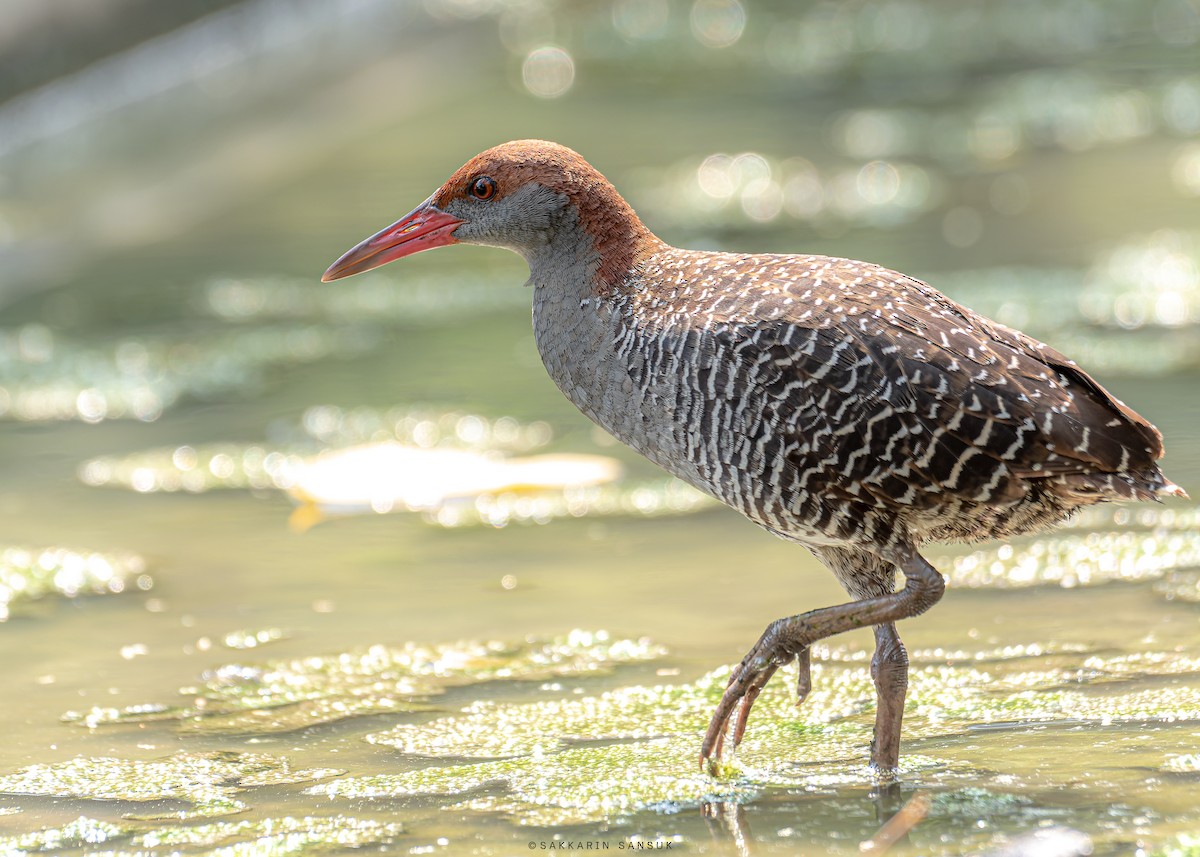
(323, 140, 1185, 775)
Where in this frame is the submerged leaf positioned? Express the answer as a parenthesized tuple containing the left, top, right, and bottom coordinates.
(286, 443, 622, 531)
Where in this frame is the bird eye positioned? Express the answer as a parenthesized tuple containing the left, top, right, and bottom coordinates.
(468, 176, 497, 200)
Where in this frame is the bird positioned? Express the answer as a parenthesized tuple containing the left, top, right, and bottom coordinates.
(322, 140, 1186, 775)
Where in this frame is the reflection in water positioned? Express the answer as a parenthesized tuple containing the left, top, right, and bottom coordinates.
(859, 790, 931, 856)
(703, 801, 753, 857)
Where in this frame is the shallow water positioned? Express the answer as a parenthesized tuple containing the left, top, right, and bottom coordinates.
(2, 1, 1200, 854)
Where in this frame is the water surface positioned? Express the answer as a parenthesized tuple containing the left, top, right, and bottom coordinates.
(1, 2, 1199, 854)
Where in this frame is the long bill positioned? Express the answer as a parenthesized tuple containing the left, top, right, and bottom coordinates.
(321, 196, 464, 282)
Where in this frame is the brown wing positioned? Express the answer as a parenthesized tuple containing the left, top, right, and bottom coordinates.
(877, 271, 1165, 483)
(693, 256, 1169, 510)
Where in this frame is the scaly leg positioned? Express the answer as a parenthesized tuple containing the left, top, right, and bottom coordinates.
(869, 622, 909, 773)
(701, 547, 942, 769)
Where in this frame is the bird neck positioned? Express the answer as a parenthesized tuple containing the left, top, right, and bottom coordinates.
(576, 193, 663, 297)
(521, 187, 663, 299)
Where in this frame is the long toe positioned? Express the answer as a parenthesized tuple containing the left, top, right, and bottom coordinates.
(795, 646, 813, 707)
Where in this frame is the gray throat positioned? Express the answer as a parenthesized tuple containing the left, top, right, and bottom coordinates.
(525, 215, 619, 425)
(523, 219, 703, 503)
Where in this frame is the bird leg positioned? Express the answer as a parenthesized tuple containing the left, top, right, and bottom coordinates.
(869, 622, 909, 773)
(700, 549, 943, 771)
(701, 801, 753, 857)
(713, 645, 812, 759)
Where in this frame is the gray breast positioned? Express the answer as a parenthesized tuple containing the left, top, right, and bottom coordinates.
(535, 275, 826, 539)
(533, 286, 701, 481)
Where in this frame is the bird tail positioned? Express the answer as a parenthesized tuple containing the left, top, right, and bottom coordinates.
(1156, 479, 1190, 501)
(1048, 468, 1188, 504)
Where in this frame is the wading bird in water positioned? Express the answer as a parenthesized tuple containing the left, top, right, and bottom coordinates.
(323, 140, 1185, 774)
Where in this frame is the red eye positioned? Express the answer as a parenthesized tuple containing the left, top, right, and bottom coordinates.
(469, 176, 497, 200)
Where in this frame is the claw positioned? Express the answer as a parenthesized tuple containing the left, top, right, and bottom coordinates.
(699, 664, 743, 768)
(729, 662, 776, 747)
(795, 646, 812, 707)
(700, 632, 803, 770)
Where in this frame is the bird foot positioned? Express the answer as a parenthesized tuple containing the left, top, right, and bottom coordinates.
(700, 619, 812, 771)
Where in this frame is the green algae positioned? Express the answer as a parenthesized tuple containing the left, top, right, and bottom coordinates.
(64, 631, 665, 735)
(0, 544, 150, 622)
(358, 738, 759, 828)
(363, 648, 1200, 761)
(924, 482, 1200, 603)
(0, 752, 340, 821)
(0, 816, 127, 854)
(307, 643, 1200, 826)
(7, 632, 1200, 848)
(811, 640, 1093, 665)
(135, 815, 405, 854)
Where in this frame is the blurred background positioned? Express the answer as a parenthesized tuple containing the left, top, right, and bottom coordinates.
(1, 0, 1199, 854)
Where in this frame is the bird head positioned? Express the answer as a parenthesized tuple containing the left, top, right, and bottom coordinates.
(322, 140, 653, 292)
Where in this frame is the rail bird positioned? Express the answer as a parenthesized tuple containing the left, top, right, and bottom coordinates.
(323, 140, 1185, 774)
